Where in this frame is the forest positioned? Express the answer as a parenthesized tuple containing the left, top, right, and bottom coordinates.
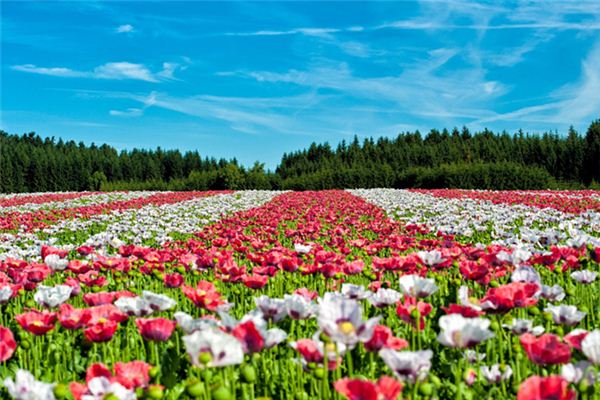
(1, 120, 599, 192)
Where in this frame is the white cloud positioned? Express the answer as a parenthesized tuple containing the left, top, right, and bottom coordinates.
(11, 61, 186, 82)
(472, 40, 600, 126)
(116, 24, 134, 33)
(10, 64, 88, 78)
(157, 62, 180, 79)
(109, 108, 143, 117)
(94, 62, 157, 82)
(225, 47, 504, 124)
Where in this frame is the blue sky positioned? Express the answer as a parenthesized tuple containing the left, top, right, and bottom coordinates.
(2, 1, 600, 168)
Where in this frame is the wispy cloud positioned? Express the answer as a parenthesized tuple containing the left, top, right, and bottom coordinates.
(472, 40, 600, 126)
(116, 24, 134, 33)
(223, 46, 504, 124)
(109, 108, 143, 117)
(10, 64, 88, 78)
(11, 61, 185, 82)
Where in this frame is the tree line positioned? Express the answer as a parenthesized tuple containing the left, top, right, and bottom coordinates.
(1, 120, 599, 192)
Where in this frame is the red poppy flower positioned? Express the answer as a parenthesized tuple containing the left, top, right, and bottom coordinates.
(69, 382, 88, 400)
(163, 273, 184, 288)
(292, 338, 339, 370)
(78, 271, 107, 287)
(86, 363, 112, 382)
(135, 318, 176, 341)
(334, 376, 403, 400)
(517, 375, 575, 400)
(520, 333, 571, 365)
(58, 304, 90, 330)
(232, 321, 265, 354)
(242, 274, 269, 289)
(182, 281, 225, 311)
(481, 282, 539, 312)
(86, 305, 128, 325)
(84, 321, 118, 342)
(113, 361, 152, 389)
(459, 260, 490, 284)
(0, 325, 17, 362)
(294, 288, 318, 301)
(83, 292, 116, 306)
(15, 310, 57, 335)
(564, 329, 588, 351)
(396, 296, 432, 330)
(63, 277, 81, 296)
(364, 325, 409, 352)
(442, 304, 485, 318)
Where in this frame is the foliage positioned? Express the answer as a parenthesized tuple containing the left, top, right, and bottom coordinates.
(1, 120, 599, 192)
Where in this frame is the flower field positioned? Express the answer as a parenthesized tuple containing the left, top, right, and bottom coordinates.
(1, 189, 600, 400)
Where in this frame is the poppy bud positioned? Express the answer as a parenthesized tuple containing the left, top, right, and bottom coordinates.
(53, 384, 68, 399)
(147, 385, 165, 399)
(186, 381, 205, 397)
(314, 367, 326, 379)
(241, 365, 257, 383)
(212, 386, 233, 400)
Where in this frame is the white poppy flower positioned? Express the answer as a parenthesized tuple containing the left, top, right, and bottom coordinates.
(480, 364, 512, 384)
(437, 314, 494, 348)
(541, 284, 566, 302)
(368, 288, 402, 308)
(317, 293, 380, 347)
(174, 311, 220, 334)
(44, 254, 68, 271)
(3, 369, 56, 400)
(399, 274, 438, 298)
(0, 285, 12, 304)
(417, 250, 445, 266)
(544, 304, 586, 326)
(379, 349, 433, 383)
(582, 329, 600, 365)
(571, 270, 598, 284)
(34, 285, 72, 308)
(254, 295, 287, 322)
(182, 328, 244, 368)
(294, 243, 312, 254)
(502, 318, 545, 336)
(341, 284, 371, 300)
(141, 290, 177, 311)
(284, 294, 316, 320)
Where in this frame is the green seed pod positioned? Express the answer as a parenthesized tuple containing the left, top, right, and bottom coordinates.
(419, 383, 434, 396)
(212, 386, 233, 400)
(314, 367, 326, 379)
(490, 321, 500, 331)
(294, 392, 309, 400)
(489, 280, 499, 288)
(543, 312, 553, 321)
(199, 352, 213, 365)
(186, 381, 205, 397)
(149, 366, 160, 378)
(147, 385, 165, 399)
(25, 299, 36, 308)
(20, 339, 31, 349)
(528, 307, 540, 316)
(241, 365, 257, 383)
(53, 384, 68, 399)
(429, 374, 442, 388)
(578, 379, 590, 393)
(410, 308, 421, 319)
